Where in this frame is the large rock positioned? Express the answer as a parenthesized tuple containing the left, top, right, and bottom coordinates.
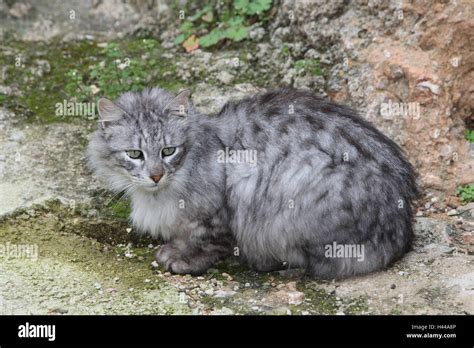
(270, 0, 474, 192)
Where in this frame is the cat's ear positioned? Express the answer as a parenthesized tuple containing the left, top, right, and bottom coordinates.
(97, 98, 124, 128)
(164, 89, 190, 117)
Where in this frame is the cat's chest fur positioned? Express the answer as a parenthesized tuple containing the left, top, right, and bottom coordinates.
(130, 191, 182, 241)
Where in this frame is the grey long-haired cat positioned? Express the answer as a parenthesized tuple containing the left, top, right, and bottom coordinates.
(87, 87, 419, 279)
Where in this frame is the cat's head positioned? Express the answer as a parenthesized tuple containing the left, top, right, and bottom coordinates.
(87, 88, 192, 194)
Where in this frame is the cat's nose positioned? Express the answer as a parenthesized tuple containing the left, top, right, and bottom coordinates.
(150, 175, 162, 183)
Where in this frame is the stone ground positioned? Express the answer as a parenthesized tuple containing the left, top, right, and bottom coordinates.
(0, 0, 473, 315)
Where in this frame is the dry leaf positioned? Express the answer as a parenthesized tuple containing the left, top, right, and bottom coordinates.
(182, 34, 199, 53)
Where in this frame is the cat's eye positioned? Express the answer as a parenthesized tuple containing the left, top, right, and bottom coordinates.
(162, 147, 176, 157)
(126, 150, 143, 159)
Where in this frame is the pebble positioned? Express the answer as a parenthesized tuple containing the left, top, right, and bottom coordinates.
(212, 307, 235, 315)
(9, 130, 25, 142)
(151, 261, 159, 268)
(216, 71, 234, 85)
(222, 273, 234, 281)
(390, 284, 396, 290)
(49, 307, 68, 314)
(416, 211, 424, 217)
(447, 209, 458, 216)
(214, 290, 237, 298)
(204, 289, 214, 296)
(288, 291, 305, 305)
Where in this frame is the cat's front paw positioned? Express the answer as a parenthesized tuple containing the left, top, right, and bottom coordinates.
(155, 244, 195, 275)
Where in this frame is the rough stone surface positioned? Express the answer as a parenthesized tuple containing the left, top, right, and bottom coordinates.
(268, 0, 474, 192)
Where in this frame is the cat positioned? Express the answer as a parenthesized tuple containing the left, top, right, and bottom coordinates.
(87, 87, 419, 279)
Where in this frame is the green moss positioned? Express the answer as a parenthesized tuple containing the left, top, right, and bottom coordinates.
(108, 199, 132, 220)
(0, 39, 101, 123)
(293, 59, 323, 76)
(417, 286, 448, 303)
(298, 282, 339, 314)
(344, 296, 369, 314)
(0, 210, 156, 292)
(0, 38, 184, 124)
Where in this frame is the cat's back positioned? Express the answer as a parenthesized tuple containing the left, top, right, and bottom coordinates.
(217, 87, 418, 203)
(218, 88, 409, 169)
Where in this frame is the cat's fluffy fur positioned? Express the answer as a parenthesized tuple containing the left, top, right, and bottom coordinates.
(87, 87, 419, 279)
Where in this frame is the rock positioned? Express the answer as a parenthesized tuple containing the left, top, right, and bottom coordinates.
(0, 85, 12, 95)
(192, 82, 260, 114)
(288, 291, 304, 305)
(416, 81, 440, 95)
(8, 130, 25, 142)
(216, 71, 235, 85)
(273, 282, 305, 306)
(8, 2, 32, 19)
(213, 290, 237, 298)
(248, 24, 265, 41)
(204, 289, 214, 296)
(48, 307, 68, 314)
(461, 232, 473, 245)
(270, 0, 474, 192)
(447, 209, 458, 216)
(31, 59, 51, 77)
(458, 203, 474, 218)
(211, 307, 234, 315)
(270, 306, 290, 315)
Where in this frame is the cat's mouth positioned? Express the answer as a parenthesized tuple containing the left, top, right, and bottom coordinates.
(139, 178, 168, 192)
